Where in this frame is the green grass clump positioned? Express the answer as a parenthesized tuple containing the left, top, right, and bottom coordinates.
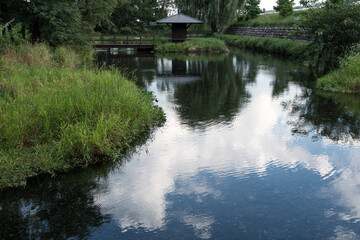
(0, 44, 165, 188)
(317, 50, 360, 93)
(215, 34, 307, 57)
(157, 38, 227, 54)
(230, 11, 305, 27)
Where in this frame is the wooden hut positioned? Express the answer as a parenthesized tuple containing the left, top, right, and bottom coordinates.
(156, 13, 203, 42)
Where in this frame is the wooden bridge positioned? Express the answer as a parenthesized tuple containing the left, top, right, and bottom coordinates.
(92, 34, 155, 50)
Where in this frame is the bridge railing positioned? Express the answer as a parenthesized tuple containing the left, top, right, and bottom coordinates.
(92, 34, 155, 47)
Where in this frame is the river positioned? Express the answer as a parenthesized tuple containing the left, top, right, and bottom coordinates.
(1, 49, 360, 239)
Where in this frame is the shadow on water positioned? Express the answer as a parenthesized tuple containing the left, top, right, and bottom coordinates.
(0, 168, 110, 239)
(0, 126, 157, 240)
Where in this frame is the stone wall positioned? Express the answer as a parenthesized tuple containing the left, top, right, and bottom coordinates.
(222, 27, 310, 41)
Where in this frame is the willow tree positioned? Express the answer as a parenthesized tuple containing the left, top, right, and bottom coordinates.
(174, 0, 245, 32)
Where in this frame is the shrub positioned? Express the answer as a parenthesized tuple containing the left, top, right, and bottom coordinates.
(215, 34, 306, 57)
(0, 23, 29, 51)
(297, 0, 360, 73)
(317, 43, 360, 93)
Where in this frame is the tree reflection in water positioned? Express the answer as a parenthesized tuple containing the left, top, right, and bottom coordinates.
(0, 167, 111, 240)
(284, 89, 360, 143)
(172, 56, 251, 128)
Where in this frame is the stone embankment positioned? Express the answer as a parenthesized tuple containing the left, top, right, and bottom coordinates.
(223, 27, 310, 42)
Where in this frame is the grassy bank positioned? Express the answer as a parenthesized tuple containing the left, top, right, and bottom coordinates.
(215, 34, 306, 57)
(317, 50, 360, 93)
(156, 38, 227, 54)
(230, 11, 305, 27)
(0, 44, 165, 188)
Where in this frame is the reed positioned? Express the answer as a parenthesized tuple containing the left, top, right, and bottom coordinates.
(0, 44, 165, 188)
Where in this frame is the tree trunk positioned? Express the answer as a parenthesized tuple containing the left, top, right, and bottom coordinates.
(31, 19, 41, 43)
(211, 21, 217, 33)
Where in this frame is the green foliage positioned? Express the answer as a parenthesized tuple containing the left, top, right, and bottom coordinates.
(34, 0, 84, 46)
(299, 0, 319, 7)
(230, 11, 305, 27)
(77, 0, 117, 32)
(110, 0, 168, 33)
(215, 34, 307, 56)
(157, 38, 227, 54)
(298, 0, 360, 73)
(0, 44, 165, 188)
(317, 44, 360, 93)
(0, 22, 29, 50)
(244, 0, 262, 20)
(0, 0, 117, 46)
(273, 0, 295, 17)
(174, 0, 246, 32)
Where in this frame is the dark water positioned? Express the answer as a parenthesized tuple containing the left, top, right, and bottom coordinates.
(1, 49, 360, 240)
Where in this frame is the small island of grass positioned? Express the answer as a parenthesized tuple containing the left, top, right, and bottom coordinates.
(156, 38, 228, 54)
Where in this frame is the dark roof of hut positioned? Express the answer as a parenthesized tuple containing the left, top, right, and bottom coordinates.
(156, 13, 203, 24)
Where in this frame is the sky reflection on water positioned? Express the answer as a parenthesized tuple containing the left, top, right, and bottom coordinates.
(90, 50, 360, 239)
(1, 49, 360, 240)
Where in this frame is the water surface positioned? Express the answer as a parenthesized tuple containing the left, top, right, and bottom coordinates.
(1, 49, 360, 239)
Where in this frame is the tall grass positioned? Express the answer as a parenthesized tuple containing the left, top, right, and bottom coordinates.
(157, 38, 227, 54)
(317, 45, 360, 93)
(0, 44, 165, 188)
(215, 34, 307, 57)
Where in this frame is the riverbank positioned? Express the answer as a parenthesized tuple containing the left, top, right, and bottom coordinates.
(156, 38, 228, 54)
(215, 34, 306, 57)
(317, 49, 360, 93)
(0, 44, 165, 189)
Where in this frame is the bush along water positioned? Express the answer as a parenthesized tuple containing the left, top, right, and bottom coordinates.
(0, 44, 165, 188)
(215, 34, 307, 57)
(317, 44, 360, 93)
(297, 0, 360, 73)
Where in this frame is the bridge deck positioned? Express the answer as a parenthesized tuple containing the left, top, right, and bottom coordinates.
(92, 44, 154, 49)
(92, 35, 155, 51)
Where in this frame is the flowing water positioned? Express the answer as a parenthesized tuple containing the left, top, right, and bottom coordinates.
(1, 49, 360, 239)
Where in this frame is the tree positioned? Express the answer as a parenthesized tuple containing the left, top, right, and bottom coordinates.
(244, 0, 262, 20)
(174, 0, 246, 33)
(297, 0, 360, 72)
(111, 0, 168, 33)
(0, 0, 117, 46)
(273, 0, 295, 17)
(299, 0, 318, 7)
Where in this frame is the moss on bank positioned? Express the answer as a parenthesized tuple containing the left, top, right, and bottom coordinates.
(0, 44, 165, 189)
(156, 38, 227, 54)
(215, 34, 306, 57)
(317, 53, 360, 93)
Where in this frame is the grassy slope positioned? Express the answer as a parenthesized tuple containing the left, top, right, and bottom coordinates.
(215, 34, 306, 56)
(230, 11, 305, 27)
(0, 44, 165, 188)
(317, 53, 360, 93)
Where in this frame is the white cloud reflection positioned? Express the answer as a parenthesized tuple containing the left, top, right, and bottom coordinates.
(95, 61, 360, 235)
